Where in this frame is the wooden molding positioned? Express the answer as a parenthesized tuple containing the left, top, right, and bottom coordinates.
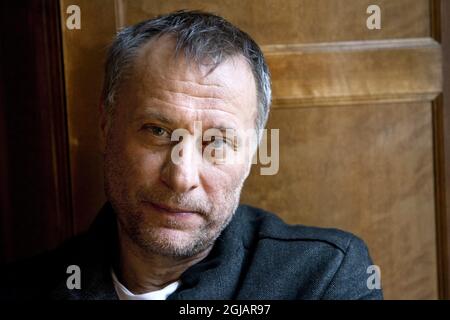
(114, 0, 127, 30)
(266, 38, 442, 108)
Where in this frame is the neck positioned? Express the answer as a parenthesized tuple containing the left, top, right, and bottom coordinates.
(115, 228, 212, 294)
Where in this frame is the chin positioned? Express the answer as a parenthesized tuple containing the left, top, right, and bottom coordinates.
(137, 227, 211, 258)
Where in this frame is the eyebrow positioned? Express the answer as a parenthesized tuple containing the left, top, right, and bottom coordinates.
(133, 109, 173, 125)
(207, 126, 237, 133)
(134, 108, 238, 132)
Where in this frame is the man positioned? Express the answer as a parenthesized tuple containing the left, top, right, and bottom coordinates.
(1, 10, 382, 300)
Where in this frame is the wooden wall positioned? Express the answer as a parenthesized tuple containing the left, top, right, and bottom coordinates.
(56, 0, 444, 299)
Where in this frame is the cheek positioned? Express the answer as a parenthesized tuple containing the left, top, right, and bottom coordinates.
(108, 128, 167, 185)
(201, 163, 248, 199)
(124, 145, 168, 184)
(139, 151, 167, 181)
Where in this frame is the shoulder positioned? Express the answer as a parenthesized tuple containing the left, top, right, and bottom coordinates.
(236, 204, 363, 254)
(235, 205, 382, 299)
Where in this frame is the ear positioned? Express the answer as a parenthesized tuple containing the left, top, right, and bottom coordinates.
(99, 102, 109, 154)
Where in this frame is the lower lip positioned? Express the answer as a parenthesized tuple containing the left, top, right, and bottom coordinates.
(143, 201, 198, 219)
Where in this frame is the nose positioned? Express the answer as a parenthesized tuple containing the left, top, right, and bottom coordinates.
(160, 135, 201, 193)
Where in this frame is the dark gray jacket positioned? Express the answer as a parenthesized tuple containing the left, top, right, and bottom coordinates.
(0, 203, 383, 300)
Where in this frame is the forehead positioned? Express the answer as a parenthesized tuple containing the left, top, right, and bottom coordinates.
(119, 35, 257, 128)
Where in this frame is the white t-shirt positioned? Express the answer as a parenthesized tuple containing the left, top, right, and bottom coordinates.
(111, 268, 180, 300)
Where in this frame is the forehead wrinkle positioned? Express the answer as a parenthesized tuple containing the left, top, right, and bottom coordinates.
(158, 77, 223, 89)
(129, 37, 257, 127)
(153, 86, 226, 101)
(144, 96, 241, 120)
(141, 76, 247, 116)
(141, 70, 230, 100)
(137, 50, 242, 101)
(149, 89, 235, 113)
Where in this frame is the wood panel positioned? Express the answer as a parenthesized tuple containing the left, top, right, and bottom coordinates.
(60, 0, 116, 233)
(266, 38, 441, 107)
(0, 0, 72, 264)
(241, 102, 438, 299)
(122, 0, 430, 44)
(58, 0, 444, 299)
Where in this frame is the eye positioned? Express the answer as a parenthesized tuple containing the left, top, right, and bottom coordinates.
(142, 124, 170, 137)
(209, 136, 236, 150)
(211, 136, 226, 148)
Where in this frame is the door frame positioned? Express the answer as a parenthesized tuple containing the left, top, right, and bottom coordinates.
(432, 0, 450, 300)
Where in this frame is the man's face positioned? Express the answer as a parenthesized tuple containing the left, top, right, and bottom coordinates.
(102, 36, 258, 258)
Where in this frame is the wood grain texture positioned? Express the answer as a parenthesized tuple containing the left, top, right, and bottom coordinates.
(123, 0, 430, 44)
(60, 0, 115, 233)
(241, 102, 438, 299)
(58, 0, 443, 299)
(267, 38, 442, 107)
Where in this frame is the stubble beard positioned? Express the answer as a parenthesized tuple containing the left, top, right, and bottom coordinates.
(104, 154, 246, 259)
(115, 186, 243, 259)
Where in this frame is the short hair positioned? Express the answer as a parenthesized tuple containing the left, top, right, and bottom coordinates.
(102, 10, 271, 140)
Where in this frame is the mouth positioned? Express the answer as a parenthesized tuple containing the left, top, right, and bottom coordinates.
(142, 201, 200, 219)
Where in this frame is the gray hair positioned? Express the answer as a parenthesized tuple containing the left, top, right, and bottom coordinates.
(102, 10, 271, 139)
